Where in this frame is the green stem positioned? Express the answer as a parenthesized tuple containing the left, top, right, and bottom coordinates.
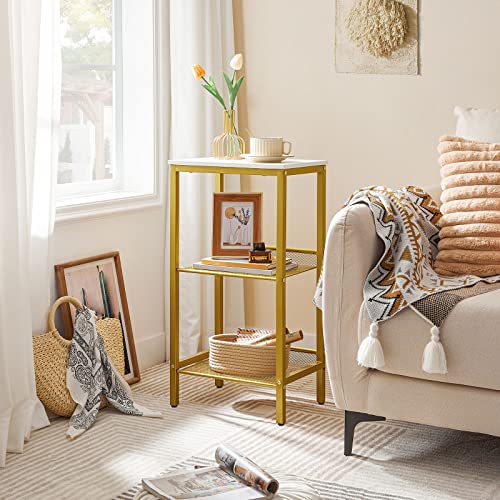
(230, 71, 237, 110)
(225, 109, 239, 137)
(201, 76, 229, 112)
(201, 76, 239, 145)
(202, 77, 227, 109)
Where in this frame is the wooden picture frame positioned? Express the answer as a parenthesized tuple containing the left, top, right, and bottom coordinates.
(213, 192, 262, 257)
(55, 251, 140, 384)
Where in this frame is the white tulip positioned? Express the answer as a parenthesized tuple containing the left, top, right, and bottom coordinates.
(230, 53, 243, 71)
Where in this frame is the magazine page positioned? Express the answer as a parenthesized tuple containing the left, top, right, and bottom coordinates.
(215, 445, 279, 496)
(142, 466, 269, 500)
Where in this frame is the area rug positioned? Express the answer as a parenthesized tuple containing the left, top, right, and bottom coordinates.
(2, 364, 500, 499)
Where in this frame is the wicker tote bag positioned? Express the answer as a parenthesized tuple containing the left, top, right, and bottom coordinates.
(33, 296, 126, 417)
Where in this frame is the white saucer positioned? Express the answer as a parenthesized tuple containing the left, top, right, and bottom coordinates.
(241, 154, 295, 163)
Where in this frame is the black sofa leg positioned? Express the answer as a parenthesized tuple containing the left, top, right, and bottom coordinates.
(344, 410, 386, 456)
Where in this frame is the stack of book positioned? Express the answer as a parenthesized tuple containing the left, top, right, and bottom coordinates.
(193, 257, 298, 276)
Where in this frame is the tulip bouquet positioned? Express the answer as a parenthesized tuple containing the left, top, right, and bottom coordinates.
(192, 53, 244, 118)
(192, 54, 245, 159)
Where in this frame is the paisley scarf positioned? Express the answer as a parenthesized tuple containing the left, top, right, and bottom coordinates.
(67, 306, 161, 439)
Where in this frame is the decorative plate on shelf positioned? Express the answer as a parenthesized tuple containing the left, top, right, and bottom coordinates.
(241, 154, 295, 163)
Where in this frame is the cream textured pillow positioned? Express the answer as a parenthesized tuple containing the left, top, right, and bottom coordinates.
(436, 135, 500, 277)
(455, 106, 500, 143)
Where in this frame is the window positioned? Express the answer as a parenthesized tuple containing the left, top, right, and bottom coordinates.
(57, 0, 159, 215)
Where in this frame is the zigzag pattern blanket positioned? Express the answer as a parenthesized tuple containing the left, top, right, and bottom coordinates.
(315, 186, 500, 374)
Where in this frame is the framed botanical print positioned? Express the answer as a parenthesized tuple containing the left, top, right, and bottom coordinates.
(55, 251, 140, 384)
(212, 193, 262, 257)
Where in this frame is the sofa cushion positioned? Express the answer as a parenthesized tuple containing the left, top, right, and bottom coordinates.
(358, 286, 500, 391)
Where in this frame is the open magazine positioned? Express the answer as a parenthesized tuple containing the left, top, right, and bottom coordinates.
(142, 445, 279, 499)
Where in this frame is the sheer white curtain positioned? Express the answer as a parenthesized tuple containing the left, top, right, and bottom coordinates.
(0, 0, 60, 466)
(169, 0, 244, 357)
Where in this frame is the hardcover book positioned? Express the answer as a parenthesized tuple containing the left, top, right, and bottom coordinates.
(200, 256, 291, 270)
(193, 261, 297, 276)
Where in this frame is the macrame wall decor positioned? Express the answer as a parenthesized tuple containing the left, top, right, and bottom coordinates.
(335, 0, 418, 75)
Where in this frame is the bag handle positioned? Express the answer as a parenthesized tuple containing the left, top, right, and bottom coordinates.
(48, 296, 83, 332)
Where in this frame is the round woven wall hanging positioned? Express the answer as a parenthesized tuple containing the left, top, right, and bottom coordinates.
(346, 0, 408, 57)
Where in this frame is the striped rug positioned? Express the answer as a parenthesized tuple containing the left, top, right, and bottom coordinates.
(2, 364, 500, 499)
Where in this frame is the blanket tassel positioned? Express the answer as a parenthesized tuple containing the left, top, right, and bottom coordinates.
(357, 322, 385, 369)
(422, 326, 447, 374)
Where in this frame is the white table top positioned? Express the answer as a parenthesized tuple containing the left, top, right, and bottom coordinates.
(168, 157, 327, 169)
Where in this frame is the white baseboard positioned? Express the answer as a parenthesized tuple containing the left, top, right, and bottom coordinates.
(136, 331, 166, 370)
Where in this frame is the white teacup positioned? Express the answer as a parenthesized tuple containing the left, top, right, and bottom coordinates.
(250, 137, 292, 157)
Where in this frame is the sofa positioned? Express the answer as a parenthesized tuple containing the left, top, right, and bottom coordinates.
(322, 185, 500, 455)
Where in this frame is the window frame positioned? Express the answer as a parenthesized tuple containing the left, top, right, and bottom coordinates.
(56, 0, 165, 222)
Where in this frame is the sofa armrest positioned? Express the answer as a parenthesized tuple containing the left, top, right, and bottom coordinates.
(322, 203, 383, 411)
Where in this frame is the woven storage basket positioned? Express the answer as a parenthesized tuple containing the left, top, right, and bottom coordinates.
(33, 296, 126, 417)
(209, 334, 290, 377)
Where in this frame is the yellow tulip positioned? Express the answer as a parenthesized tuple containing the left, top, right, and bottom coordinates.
(191, 64, 206, 80)
(229, 53, 243, 71)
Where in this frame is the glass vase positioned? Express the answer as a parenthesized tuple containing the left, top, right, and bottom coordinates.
(212, 110, 245, 159)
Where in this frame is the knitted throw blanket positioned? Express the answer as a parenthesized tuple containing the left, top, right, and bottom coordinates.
(67, 306, 161, 439)
(315, 186, 500, 374)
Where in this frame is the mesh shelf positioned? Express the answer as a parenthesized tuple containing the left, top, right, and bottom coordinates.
(179, 350, 322, 387)
(270, 249, 317, 268)
(179, 249, 317, 281)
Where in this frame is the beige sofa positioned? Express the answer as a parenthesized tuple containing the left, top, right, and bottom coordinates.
(322, 186, 500, 455)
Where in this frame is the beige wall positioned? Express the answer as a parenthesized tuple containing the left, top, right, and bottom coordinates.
(50, 206, 166, 370)
(234, 0, 500, 333)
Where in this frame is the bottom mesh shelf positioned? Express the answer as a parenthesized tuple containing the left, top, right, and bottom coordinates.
(178, 350, 321, 387)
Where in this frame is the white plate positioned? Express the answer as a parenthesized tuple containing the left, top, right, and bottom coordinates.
(241, 154, 295, 163)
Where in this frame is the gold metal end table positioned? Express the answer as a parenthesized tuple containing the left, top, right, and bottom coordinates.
(168, 157, 327, 425)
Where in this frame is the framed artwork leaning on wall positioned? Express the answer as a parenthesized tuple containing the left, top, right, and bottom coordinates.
(55, 251, 140, 384)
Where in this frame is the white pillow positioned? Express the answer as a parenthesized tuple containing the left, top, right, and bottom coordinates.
(455, 106, 500, 143)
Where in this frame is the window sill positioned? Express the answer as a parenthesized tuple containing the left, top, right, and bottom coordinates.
(55, 190, 164, 223)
